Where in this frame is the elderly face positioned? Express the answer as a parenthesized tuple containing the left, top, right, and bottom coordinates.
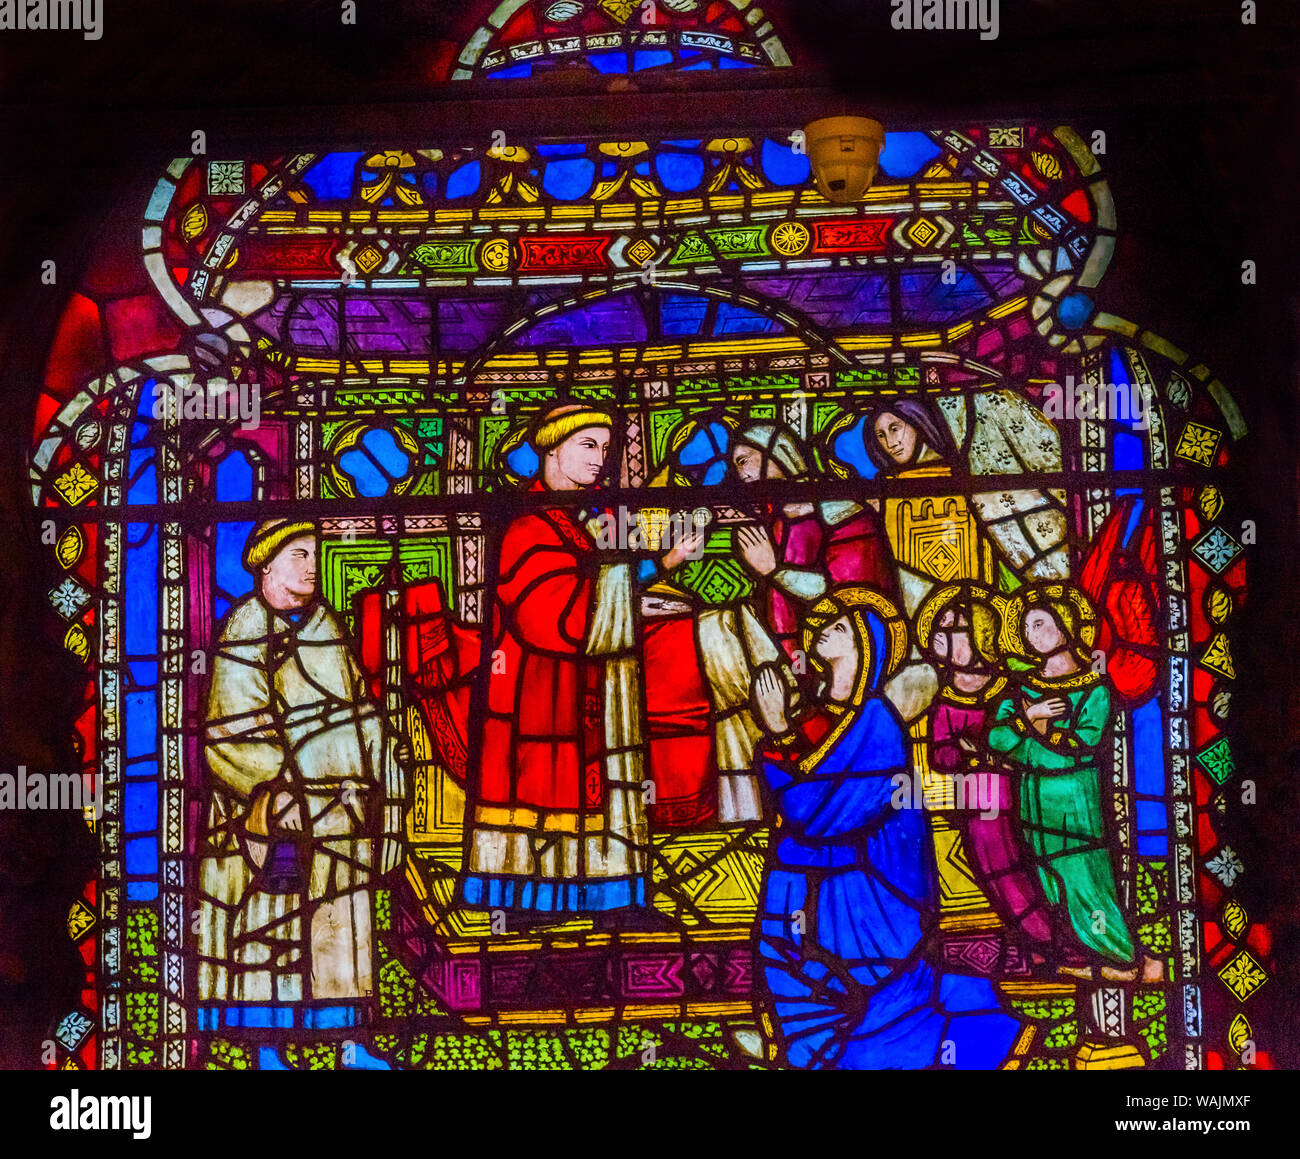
(933, 608, 974, 668)
(814, 614, 858, 665)
(550, 426, 610, 488)
(731, 443, 785, 484)
(1024, 608, 1066, 657)
(873, 411, 919, 467)
(263, 534, 317, 605)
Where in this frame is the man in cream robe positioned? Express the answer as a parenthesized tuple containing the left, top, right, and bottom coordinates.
(198, 520, 403, 1006)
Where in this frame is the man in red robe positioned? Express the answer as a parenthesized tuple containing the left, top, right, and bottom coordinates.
(462, 404, 651, 918)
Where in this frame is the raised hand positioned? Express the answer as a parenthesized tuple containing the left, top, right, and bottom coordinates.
(753, 664, 790, 734)
(662, 526, 708, 571)
(737, 524, 778, 577)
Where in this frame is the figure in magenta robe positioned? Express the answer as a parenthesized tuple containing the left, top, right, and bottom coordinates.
(729, 424, 897, 657)
(917, 582, 1053, 970)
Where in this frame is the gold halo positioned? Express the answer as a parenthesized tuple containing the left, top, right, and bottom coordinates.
(1001, 581, 1098, 661)
(914, 581, 1011, 659)
(801, 586, 909, 680)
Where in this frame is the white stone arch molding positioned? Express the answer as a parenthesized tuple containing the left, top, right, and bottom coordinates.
(143, 154, 321, 360)
(931, 125, 1118, 296)
(31, 356, 204, 509)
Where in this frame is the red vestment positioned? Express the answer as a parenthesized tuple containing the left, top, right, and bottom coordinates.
(481, 489, 605, 813)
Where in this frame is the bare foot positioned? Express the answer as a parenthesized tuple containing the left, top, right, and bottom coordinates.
(1058, 964, 1093, 980)
(1100, 964, 1139, 982)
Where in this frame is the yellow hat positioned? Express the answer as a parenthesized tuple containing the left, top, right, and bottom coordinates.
(532, 404, 613, 452)
(243, 519, 316, 573)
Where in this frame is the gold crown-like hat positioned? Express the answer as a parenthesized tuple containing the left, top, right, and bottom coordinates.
(243, 519, 316, 573)
(531, 404, 614, 452)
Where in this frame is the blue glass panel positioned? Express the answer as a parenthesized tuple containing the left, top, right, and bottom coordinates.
(1058, 292, 1093, 330)
(1132, 698, 1165, 797)
(127, 460, 156, 505)
(1109, 348, 1131, 390)
(682, 59, 713, 70)
(506, 443, 540, 480)
(1137, 836, 1168, 857)
(714, 301, 783, 336)
(834, 416, 879, 480)
(136, 379, 157, 418)
(1113, 431, 1143, 471)
(216, 449, 253, 503)
(537, 143, 587, 158)
(676, 423, 733, 486)
(124, 691, 157, 760)
(634, 50, 674, 71)
(216, 522, 255, 617)
(125, 836, 158, 877)
(655, 152, 706, 193)
(660, 294, 710, 337)
(1136, 800, 1167, 832)
(301, 152, 363, 200)
(306, 1006, 355, 1029)
(719, 57, 755, 69)
(126, 882, 159, 902)
(1109, 348, 1145, 430)
(445, 161, 483, 200)
(487, 62, 533, 79)
(337, 428, 410, 498)
(339, 450, 389, 498)
(761, 138, 812, 187)
(363, 427, 411, 477)
(879, 132, 942, 178)
(542, 157, 596, 200)
(679, 423, 729, 468)
(124, 781, 158, 835)
(588, 51, 629, 74)
(124, 523, 158, 656)
(127, 661, 157, 687)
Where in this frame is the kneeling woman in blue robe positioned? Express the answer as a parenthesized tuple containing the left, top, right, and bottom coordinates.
(751, 586, 1020, 1070)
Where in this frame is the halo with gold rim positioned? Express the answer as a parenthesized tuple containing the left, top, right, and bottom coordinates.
(914, 580, 1011, 663)
(1001, 581, 1098, 662)
(801, 585, 909, 680)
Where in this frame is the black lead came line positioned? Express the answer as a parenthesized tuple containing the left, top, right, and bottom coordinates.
(27, 467, 1204, 527)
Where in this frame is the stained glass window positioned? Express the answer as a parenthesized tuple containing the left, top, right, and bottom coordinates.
(440, 0, 793, 82)
(23, 6, 1273, 1080)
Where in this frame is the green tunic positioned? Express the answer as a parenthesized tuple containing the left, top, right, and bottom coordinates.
(987, 674, 1134, 964)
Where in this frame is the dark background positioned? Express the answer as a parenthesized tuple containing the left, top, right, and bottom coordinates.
(0, 0, 1296, 1067)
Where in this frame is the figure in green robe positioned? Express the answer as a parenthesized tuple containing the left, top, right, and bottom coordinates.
(987, 584, 1161, 983)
